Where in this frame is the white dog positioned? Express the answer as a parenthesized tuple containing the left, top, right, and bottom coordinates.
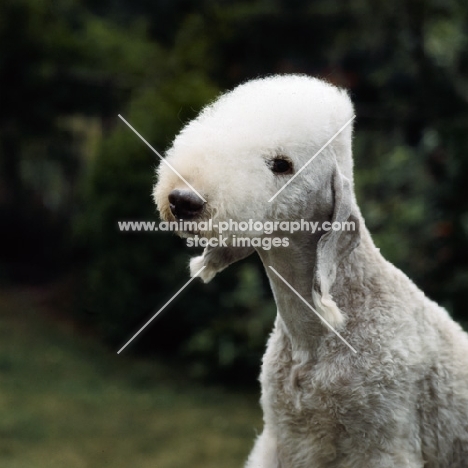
(154, 75, 468, 467)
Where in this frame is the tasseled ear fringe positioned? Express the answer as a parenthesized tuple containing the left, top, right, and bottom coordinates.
(312, 289, 345, 329)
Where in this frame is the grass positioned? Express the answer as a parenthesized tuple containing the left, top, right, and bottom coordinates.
(0, 287, 262, 468)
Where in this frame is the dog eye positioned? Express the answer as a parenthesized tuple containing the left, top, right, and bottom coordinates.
(270, 157, 293, 174)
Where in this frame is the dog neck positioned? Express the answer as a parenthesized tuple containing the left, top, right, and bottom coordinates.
(255, 226, 381, 354)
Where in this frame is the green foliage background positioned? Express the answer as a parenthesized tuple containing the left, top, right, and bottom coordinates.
(1, 0, 468, 383)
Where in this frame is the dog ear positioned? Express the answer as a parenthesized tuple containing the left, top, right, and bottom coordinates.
(190, 245, 254, 283)
(312, 164, 360, 328)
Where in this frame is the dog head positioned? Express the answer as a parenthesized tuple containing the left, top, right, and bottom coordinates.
(154, 75, 361, 326)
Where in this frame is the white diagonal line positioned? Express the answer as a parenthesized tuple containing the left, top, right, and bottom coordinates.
(268, 115, 355, 202)
(268, 266, 357, 354)
(118, 114, 207, 203)
(117, 266, 206, 354)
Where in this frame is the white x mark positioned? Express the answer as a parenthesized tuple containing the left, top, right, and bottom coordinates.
(118, 114, 206, 202)
(268, 115, 355, 202)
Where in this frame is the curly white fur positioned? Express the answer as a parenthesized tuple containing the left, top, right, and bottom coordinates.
(154, 75, 468, 467)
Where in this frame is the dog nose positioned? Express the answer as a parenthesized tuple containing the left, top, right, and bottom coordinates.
(168, 189, 205, 219)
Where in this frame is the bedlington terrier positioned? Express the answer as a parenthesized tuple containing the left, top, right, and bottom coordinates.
(153, 75, 468, 467)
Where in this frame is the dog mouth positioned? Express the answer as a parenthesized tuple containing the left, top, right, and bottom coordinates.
(175, 226, 202, 238)
(159, 208, 217, 239)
